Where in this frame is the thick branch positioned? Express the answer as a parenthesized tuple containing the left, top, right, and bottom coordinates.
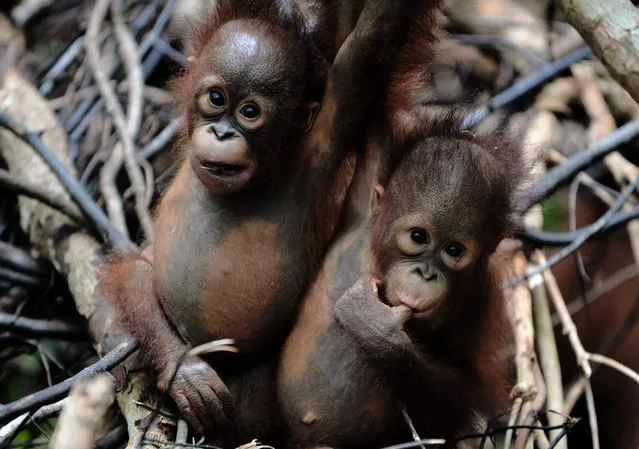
(557, 0, 639, 102)
(0, 69, 171, 447)
(0, 312, 87, 340)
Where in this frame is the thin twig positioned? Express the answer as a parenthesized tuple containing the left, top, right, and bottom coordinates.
(38, 347, 53, 387)
(99, 143, 128, 238)
(29, 399, 68, 424)
(138, 0, 177, 57)
(539, 253, 592, 377)
(39, 37, 85, 96)
(0, 241, 47, 275)
(564, 293, 639, 413)
(452, 34, 545, 67)
(567, 176, 594, 282)
(85, 0, 154, 242)
(462, 45, 592, 129)
(587, 353, 639, 384)
(50, 83, 174, 110)
(583, 381, 600, 449)
(514, 363, 547, 449)
(137, 117, 182, 161)
(574, 62, 639, 285)
(0, 413, 29, 447)
(0, 267, 47, 287)
(573, 172, 620, 209)
(547, 428, 570, 449)
(521, 206, 639, 246)
(58, 62, 91, 133)
(524, 118, 639, 209)
(111, 0, 144, 140)
(503, 397, 522, 449)
(508, 175, 639, 286)
(559, 263, 638, 324)
(63, 0, 163, 133)
(0, 339, 138, 423)
(536, 254, 600, 449)
(502, 247, 541, 449)
(379, 440, 446, 449)
(533, 419, 551, 449)
(530, 251, 566, 449)
(153, 38, 188, 66)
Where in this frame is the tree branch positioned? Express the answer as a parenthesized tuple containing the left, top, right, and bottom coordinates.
(557, 0, 639, 103)
(0, 68, 172, 447)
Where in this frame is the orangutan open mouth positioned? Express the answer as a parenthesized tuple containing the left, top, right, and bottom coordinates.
(201, 161, 249, 179)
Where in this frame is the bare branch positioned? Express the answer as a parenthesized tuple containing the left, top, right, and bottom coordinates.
(111, 0, 144, 140)
(0, 68, 169, 446)
(0, 312, 87, 340)
(0, 339, 137, 423)
(0, 168, 83, 222)
(536, 253, 600, 449)
(587, 353, 639, 384)
(530, 251, 566, 449)
(85, 0, 154, 242)
(0, 111, 131, 252)
(557, 0, 639, 102)
(50, 374, 115, 449)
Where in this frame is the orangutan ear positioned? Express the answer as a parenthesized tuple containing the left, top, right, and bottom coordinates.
(372, 184, 385, 212)
(305, 101, 321, 133)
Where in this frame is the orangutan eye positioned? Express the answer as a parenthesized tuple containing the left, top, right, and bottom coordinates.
(398, 227, 430, 255)
(208, 89, 226, 107)
(443, 242, 465, 259)
(239, 104, 261, 120)
(410, 229, 429, 245)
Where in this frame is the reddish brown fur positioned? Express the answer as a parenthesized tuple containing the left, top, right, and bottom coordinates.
(275, 3, 527, 443)
(99, 252, 190, 371)
(294, 0, 366, 61)
(380, 118, 528, 249)
(102, 0, 423, 441)
(300, 0, 446, 142)
(385, 2, 445, 140)
(277, 121, 526, 448)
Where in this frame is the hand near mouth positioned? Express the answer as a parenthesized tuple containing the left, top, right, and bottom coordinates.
(333, 277, 415, 362)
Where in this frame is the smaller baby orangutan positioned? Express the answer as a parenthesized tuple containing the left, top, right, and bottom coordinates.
(276, 117, 528, 448)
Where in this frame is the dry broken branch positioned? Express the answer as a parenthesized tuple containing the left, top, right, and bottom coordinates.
(49, 374, 115, 449)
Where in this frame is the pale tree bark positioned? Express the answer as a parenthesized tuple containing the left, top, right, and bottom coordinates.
(557, 0, 639, 103)
(0, 69, 174, 448)
(50, 374, 115, 449)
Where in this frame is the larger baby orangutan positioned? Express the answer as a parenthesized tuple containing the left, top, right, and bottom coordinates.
(102, 0, 434, 437)
(276, 117, 527, 447)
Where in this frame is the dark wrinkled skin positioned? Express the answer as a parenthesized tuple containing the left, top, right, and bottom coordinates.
(102, 0, 420, 441)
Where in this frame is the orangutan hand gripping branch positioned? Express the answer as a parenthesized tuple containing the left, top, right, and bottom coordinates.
(101, 0, 425, 436)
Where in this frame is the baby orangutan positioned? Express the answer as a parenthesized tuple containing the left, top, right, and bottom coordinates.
(277, 121, 527, 448)
(101, 0, 435, 438)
